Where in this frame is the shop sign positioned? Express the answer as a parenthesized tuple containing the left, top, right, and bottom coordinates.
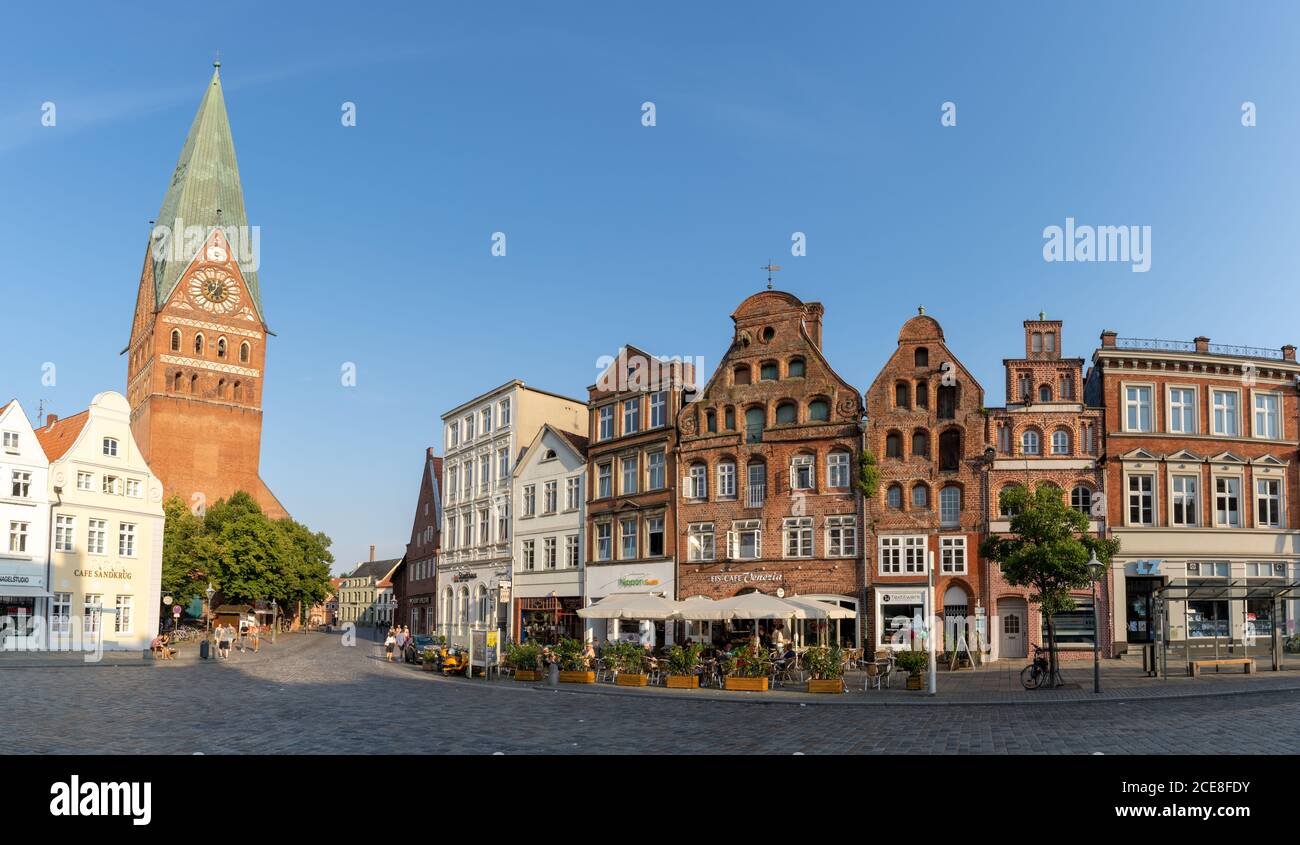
(879, 590, 926, 605)
(409, 596, 431, 605)
(617, 573, 661, 588)
(706, 571, 783, 585)
(452, 572, 477, 583)
(1134, 559, 1162, 575)
(0, 571, 45, 589)
(73, 567, 133, 581)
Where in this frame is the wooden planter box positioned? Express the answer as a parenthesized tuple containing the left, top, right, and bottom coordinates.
(807, 679, 845, 694)
(615, 673, 649, 687)
(724, 676, 769, 692)
(906, 674, 923, 690)
(559, 671, 596, 684)
(514, 670, 542, 682)
(666, 675, 699, 689)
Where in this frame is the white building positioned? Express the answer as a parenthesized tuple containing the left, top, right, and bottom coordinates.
(0, 400, 51, 650)
(436, 381, 587, 642)
(511, 424, 588, 643)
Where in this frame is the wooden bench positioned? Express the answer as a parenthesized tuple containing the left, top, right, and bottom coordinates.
(1187, 657, 1255, 678)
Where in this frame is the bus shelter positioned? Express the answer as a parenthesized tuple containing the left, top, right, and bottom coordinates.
(1152, 578, 1299, 679)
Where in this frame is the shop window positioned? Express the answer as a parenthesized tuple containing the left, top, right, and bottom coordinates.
(1186, 600, 1229, 639)
(1048, 596, 1095, 645)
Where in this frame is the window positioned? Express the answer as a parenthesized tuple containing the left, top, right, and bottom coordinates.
(1031, 332, 1042, 353)
(734, 365, 751, 385)
(462, 514, 473, 546)
(687, 463, 707, 499)
(620, 518, 637, 560)
(1059, 375, 1073, 399)
(497, 502, 510, 541)
(1254, 393, 1280, 439)
(1171, 475, 1198, 526)
(1071, 485, 1093, 516)
(10, 470, 30, 498)
(939, 486, 961, 527)
(1051, 430, 1070, 455)
(911, 484, 929, 510)
(478, 455, 490, 492)
(791, 454, 814, 490)
(808, 400, 830, 421)
(746, 462, 767, 508)
(102, 437, 118, 457)
(83, 594, 102, 635)
(598, 405, 614, 441)
(1246, 562, 1285, 577)
(1212, 390, 1238, 436)
(621, 456, 639, 495)
(938, 429, 961, 471)
(8, 521, 28, 553)
(1021, 430, 1040, 455)
(788, 357, 806, 377)
(240, 341, 251, 363)
(114, 595, 132, 633)
(1257, 478, 1282, 527)
(55, 515, 75, 552)
(479, 407, 492, 435)
(1128, 475, 1154, 525)
(623, 398, 640, 434)
(649, 391, 667, 428)
(1215, 477, 1241, 527)
(597, 463, 612, 498)
(462, 463, 473, 497)
(536, 480, 553, 514)
(646, 516, 665, 557)
(760, 362, 779, 381)
(827, 516, 856, 557)
(895, 382, 910, 409)
(914, 347, 929, 367)
(1017, 373, 1031, 401)
(216, 337, 227, 358)
(775, 401, 797, 424)
(596, 523, 612, 561)
(1045, 332, 1056, 352)
(937, 384, 958, 419)
(167, 329, 181, 352)
(705, 409, 717, 433)
(51, 592, 71, 637)
(464, 414, 475, 441)
(522, 485, 536, 517)
(1188, 561, 1229, 578)
(886, 484, 902, 509)
(565, 476, 582, 510)
(915, 382, 928, 410)
(912, 430, 930, 458)
(879, 536, 926, 575)
(688, 523, 715, 561)
(1125, 386, 1153, 432)
(565, 535, 579, 568)
(1168, 388, 1196, 433)
(1037, 385, 1051, 403)
(783, 517, 813, 558)
(448, 422, 459, 448)
(731, 520, 762, 560)
(745, 407, 764, 444)
(194, 333, 205, 354)
(86, 518, 106, 555)
(103, 475, 122, 496)
(828, 452, 850, 488)
(1052, 596, 1095, 645)
(885, 432, 903, 458)
(1082, 422, 1095, 454)
(999, 485, 1023, 517)
(940, 536, 967, 574)
(499, 398, 511, 427)
(544, 537, 557, 570)
(446, 515, 458, 549)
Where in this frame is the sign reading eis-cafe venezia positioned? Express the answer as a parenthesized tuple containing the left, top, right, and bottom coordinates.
(706, 571, 784, 585)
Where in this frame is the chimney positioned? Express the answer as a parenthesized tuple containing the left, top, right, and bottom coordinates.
(1100, 331, 1117, 348)
(1283, 345, 1296, 362)
(1194, 336, 1210, 353)
(369, 545, 375, 562)
(45, 413, 58, 427)
(804, 302, 825, 350)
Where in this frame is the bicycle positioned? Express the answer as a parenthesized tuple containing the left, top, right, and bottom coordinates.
(1020, 644, 1063, 689)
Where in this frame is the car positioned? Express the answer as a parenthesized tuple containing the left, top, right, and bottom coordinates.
(403, 635, 439, 664)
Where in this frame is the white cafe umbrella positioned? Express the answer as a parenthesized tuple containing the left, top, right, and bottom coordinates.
(782, 596, 856, 619)
(576, 593, 681, 620)
(690, 592, 814, 621)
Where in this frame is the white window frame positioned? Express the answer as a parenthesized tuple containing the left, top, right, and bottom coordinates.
(115, 595, 132, 633)
(645, 515, 665, 557)
(619, 518, 638, 560)
(597, 463, 612, 499)
(1252, 390, 1282, 440)
(54, 514, 75, 552)
(1, 431, 17, 450)
(649, 391, 667, 429)
(522, 539, 535, 571)
(783, 516, 814, 559)
(598, 405, 614, 441)
(565, 534, 580, 568)
(1051, 430, 1069, 455)
(939, 486, 961, 528)
(1123, 383, 1154, 433)
(826, 515, 856, 557)
(8, 520, 28, 554)
(790, 454, 814, 490)
(565, 476, 582, 510)
(1212, 388, 1240, 437)
(1127, 473, 1155, 526)
(1255, 476, 1283, 528)
(878, 535, 926, 575)
(646, 450, 666, 491)
(76, 471, 93, 491)
(543, 480, 557, 514)
(1021, 430, 1040, 455)
(498, 398, 511, 427)
(522, 485, 536, 518)
(1170, 474, 1199, 527)
(1165, 385, 1197, 434)
(940, 536, 967, 575)
(621, 456, 639, 495)
(622, 398, 640, 435)
(687, 463, 707, 500)
(827, 452, 850, 488)
(729, 520, 762, 560)
(717, 462, 736, 499)
(10, 470, 30, 498)
(544, 536, 557, 570)
(102, 437, 119, 457)
(595, 522, 612, 561)
(87, 518, 106, 555)
(1213, 474, 1243, 528)
(688, 522, 715, 562)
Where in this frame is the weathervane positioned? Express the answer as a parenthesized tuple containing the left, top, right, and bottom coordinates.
(761, 261, 782, 290)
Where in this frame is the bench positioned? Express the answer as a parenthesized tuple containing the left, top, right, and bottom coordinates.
(1187, 657, 1254, 678)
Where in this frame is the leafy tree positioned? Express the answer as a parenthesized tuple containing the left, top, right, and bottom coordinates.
(979, 485, 1119, 687)
(160, 496, 207, 604)
(273, 517, 335, 623)
(203, 490, 264, 535)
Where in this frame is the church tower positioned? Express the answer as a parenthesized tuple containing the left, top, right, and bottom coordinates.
(125, 62, 286, 519)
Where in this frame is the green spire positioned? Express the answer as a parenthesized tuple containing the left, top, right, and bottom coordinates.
(151, 63, 263, 319)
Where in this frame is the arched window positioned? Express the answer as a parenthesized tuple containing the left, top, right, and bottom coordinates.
(939, 428, 962, 471)
(999, 485, 1024, 517)
(915, 381, 928, 409)
(233, 381, 241, 402)
(190, 373, 198, 393)
(217, 378, 226, 399)
(216, 337, 227, 358)
(457, 587, 470, 633)
(1052, 430, 1070, 454)
(476, 584, 490, 627)
(775, 401, 798, 424)
(172, 371, 183, 392)
(760, 361, 779, 381)
(788, 357, 806, 378)
(808, 399, 829, 421)
(886, 484, 903, 509)
(911, 429, 930, 458)
(724, 406, 735, 430)
(1021, 430, 1040, 455)
(914, 347, 929, 368)
(1038, 384, 1052, 402)
(895, 381, 910, 409)
(885, 431, 903, 459)
(1071, 485, 1093, 515)
(911, 483, 930, 510)
(240, 341, 251, 364)
(706, 409, 717, 433)
(170, 330, 181, 352)
(744, 407, 765, 443)
(734, 364, 751, 386)
(939, 486, 961, 527)
(194, 333, 205, 355)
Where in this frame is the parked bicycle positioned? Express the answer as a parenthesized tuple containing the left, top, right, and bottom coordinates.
(1020, 644, 1063, 689)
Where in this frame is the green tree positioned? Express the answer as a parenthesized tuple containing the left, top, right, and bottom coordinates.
(979, 485, 1119, 686)
(160, 496, 208, 605)
(212, 512, 287, 604)
(273, 517, 335, 623)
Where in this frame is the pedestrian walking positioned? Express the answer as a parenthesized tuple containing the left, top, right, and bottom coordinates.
(218, 623, 232, 659)
(250, 624, 260, 653)
(384, 628, 396, 662)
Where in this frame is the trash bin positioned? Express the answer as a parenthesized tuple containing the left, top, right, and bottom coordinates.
(548, 662, 559, 686)
(199, 639, 210, 660)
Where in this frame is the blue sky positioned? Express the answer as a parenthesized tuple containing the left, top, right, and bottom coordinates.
(2, 2, 1298, 571)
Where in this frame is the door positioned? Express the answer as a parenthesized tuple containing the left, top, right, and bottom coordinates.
(998, 598, 1027, 659)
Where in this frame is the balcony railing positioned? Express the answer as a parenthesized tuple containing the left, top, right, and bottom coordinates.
(1207, 343, 1284, 361)
(746, 483, 766, 508)
(1116, 337, 1285, 361)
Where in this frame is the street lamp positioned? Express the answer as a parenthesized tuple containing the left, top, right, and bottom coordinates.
(1086, 551, 1106, 694)
(205, 583, 216, 635)
(271, 599, 278, 644)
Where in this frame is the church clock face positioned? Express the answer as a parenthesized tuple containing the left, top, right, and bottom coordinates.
(188, 268, 243, 315)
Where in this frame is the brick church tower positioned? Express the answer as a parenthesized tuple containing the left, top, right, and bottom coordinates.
(124, 62, 286, 519)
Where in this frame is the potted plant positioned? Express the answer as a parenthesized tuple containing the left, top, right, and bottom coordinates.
(504, 642, 543, 681)
(555, 638, 595, 683)
(420, 648, 439, 670)
(723, 643, 772, 691)
(894, 649, 929, 690)
(803, 645, 846, 693)
(612, 641, 650, 686)
(665, 642, 703, 689)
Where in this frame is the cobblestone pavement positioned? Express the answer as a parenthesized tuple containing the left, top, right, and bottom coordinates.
(5, 632, 1299, 754)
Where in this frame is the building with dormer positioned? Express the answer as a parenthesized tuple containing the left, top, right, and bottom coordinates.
(0, 400, 51, 650)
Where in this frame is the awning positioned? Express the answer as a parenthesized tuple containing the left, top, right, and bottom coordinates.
(1155, 579, 1300, 601)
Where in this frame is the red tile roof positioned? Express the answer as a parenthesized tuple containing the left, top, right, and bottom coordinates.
(34, 409, 89, 462)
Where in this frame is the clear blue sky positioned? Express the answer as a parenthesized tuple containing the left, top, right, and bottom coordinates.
(3, 2, 1298, 572)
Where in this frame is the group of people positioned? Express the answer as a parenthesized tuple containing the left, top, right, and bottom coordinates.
(383, 625, 413, 661)
(211, 621, 260, 659)
(149, 633, 177, 660)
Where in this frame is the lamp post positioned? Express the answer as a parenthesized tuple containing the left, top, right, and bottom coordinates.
(271, 599, 278, 644)
(205, 583, 216, 635)
(1086, 551, 1106, 694)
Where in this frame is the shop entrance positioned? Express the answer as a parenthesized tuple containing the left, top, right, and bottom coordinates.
(1126, 577, 1160, 644)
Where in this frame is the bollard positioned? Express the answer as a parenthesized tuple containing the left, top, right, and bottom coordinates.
(548, 662, 559, 686)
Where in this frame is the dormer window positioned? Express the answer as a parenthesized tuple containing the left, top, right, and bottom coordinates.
(102, 437, 119, 457)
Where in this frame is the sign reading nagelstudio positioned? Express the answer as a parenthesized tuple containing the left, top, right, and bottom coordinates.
(0, 571, 45, 588)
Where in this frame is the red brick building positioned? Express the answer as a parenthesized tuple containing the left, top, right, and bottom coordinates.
(124, 64, 285, 518)
(986, 316, 1108, 660)
(395, 449, 442, 635)
(863, 308, 989, 654)
(676, 290, 864, 647)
